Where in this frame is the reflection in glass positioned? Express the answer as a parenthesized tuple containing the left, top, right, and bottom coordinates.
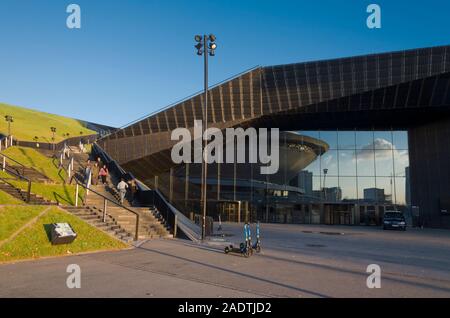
(357, 177, 376, 201)
(374, 131, 393, 148)
(395, 177, 407, 205)
(394, 149, 409, 177)
(375, 150, 394, 177)
(337, 131, 356, 150)
(319, 131, 338, 149)
(339, 150, 357, 176)
(321, 150, 338, 176)
(356, 131, 374, 150)
(356, 150, 375, 176)
(393, 131, 408, 150)
(339, 177, 357, 200)
(375, 177, 394, 204)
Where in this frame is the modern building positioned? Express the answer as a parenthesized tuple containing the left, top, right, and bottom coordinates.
(97, 45, 450, 229)
(290, 171, 313, 197)
(364, 188, 386, 203)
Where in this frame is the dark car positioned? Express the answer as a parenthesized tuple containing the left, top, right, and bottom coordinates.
(383, 211, 407, 231)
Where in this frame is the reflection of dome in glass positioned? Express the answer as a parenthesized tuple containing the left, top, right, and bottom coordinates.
(177, 131, 329, 186)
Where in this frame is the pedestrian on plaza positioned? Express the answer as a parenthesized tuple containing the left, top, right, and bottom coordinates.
(117, 178, 129, 205)
(84, 159, 92, 186)
(96, 156, 103, 169)
(128, 179, 137, 204)
(99, 165, 109, 185)
(92, 162, 100, 185)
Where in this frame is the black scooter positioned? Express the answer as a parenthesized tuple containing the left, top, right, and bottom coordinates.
(224, 223, 253, 257)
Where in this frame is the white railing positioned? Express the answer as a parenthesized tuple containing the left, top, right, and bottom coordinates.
(0, 135, 14, 152)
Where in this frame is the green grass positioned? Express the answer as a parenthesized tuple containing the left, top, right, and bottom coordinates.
(0, 190, 23, 204)
(0, 102, 96, 143)
(0, 170, 84, 206)
(0, 206, 45, 241)
(1, 146, 67, 183)
(0, 206, 127, 262)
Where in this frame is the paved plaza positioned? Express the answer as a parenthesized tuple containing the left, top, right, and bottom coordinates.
(1, 223, 450, 297)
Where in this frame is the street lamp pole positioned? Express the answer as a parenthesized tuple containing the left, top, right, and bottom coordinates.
(51, 127, 56, 151)
(323, 168, 328, 201)
(195, 34, 217, 241)
(5, 115, 13, 136)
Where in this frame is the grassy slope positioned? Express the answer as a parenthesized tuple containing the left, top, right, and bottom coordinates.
(1, 146, 67, 183)
(0, 206, 127, 262)
(0, 190, 23, 204)
(0, 206, 44, 241)
(0, 102, 96, 143)
(0, 171, 84, 205)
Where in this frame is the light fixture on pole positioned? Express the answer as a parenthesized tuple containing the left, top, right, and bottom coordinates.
(194, 34, 217, 240)
(323, 168, 328, 201)
(4, 115, 13, 136)
(51, 127, 57, 151)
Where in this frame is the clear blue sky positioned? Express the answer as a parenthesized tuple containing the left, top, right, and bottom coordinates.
(0, 0, 449, 127)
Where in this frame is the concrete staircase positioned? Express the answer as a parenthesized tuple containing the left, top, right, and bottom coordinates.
(0, 180, 57, 205)
(8, 166, 53, 183)
(84, 185, 172, 240)
(62, 147, 172, 242)
(63, 205, 135, 243)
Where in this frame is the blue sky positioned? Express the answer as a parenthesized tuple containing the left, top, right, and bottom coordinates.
(0, 0, 449, 127)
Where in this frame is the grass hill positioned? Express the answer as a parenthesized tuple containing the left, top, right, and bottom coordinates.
(2, 146, 67, 183)
(0, 206, 127, 263)
(0, 102, 97, 143)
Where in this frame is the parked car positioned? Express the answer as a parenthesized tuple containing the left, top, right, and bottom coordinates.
(382, 211, 407, 231)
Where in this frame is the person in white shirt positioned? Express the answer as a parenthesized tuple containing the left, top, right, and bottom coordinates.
(117, 178, 129, 204)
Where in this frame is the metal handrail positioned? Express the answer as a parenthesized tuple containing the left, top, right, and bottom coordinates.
(74, 179, 140, 241)
(0, 165, 32, 202)
(0, 152, 26, 177)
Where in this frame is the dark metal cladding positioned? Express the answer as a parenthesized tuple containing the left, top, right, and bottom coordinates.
(98, 45, 450, 228)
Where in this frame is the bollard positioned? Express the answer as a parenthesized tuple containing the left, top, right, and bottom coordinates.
(75, 184, 79, 207)
(103, 199, 107, 223)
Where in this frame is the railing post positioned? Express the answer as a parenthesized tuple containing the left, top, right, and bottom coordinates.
(103, 198, 107, 223)
(70, 157, 74, 171)
(135, 215, 140, 241)
(26, 181, 31, 203)
(75, 183, 79, 207)
(2, 156, 5, 172)
(60, 153, 63, 167)
(174, 214, 178, 238)
(86, 172, 91, 195)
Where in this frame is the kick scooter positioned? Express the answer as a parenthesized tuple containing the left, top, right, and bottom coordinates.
(252, 221, 261, 253)
(224, 222, 253, 257)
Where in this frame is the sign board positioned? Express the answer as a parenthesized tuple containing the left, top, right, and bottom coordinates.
(50, 223, 77, 245)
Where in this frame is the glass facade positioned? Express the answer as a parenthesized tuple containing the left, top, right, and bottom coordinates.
(152, 129, 410, 226)
(301, 129, 409, 206)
